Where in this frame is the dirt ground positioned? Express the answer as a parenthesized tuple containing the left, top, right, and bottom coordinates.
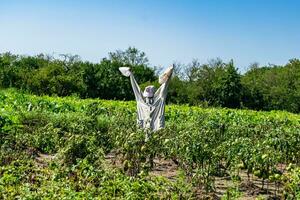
(35, 153, 283, 199)
(104, 152, 284, 200)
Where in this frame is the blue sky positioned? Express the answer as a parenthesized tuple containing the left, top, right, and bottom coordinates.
(0, 0, 299, 71)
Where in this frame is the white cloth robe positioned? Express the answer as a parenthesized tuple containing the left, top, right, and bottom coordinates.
(129, 72, 172, 132)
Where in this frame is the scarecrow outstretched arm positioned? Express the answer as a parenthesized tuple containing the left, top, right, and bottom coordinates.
(129, 74, 144, 101)
(154, 66, 174, 99)
(119, 67, 143, 101)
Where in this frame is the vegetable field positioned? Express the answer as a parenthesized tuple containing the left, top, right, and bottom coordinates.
(1, 89, 300, 199)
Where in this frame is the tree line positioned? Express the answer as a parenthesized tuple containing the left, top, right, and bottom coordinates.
(0, 47, 299, 113)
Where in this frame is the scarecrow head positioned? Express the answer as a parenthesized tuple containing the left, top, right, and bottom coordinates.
(143, 85, 156, 98)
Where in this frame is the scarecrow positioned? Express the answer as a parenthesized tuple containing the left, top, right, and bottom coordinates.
(119, 65, 174, 139)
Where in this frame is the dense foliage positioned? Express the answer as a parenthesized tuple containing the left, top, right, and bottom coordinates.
(1, 89, 300, 199)
(0, 48, 156, 100)
(0, 48, 300, 113)
(241, 60, 300, 113)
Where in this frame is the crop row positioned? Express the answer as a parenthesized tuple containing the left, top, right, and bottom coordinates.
(1, 89, 300, 199)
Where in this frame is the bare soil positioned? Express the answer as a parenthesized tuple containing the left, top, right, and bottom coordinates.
(104, 152, 284, 200)
(35, 152, 284, 199)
